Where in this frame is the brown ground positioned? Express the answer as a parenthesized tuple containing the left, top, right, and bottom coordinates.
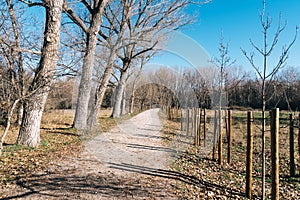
(2, 109, 299, 199)
(172, 110, 300, 199)
(1, 109, 188, 199)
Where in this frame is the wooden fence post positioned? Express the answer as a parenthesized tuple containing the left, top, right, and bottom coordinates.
(198, 108, 202, 146)
(186, 109, 190, 136)
(180, 109, 183, 131)
(193, 108, 197, 145)
(213, 110, 217, 161)
(191, 108, 194, 136)
(218, 110, 223, 165)
(270, 108, 279, 200)
(225, 109, 228, 140)
(184, 109, 187, 131)
(298, 113, 300, 159)
(246, 111, 253, 199)
(203, 109, 206, 147)
(289, 114, 295, 177)
(167, 107, 170, 120)
(191, 108, 193, 136)
(227, 110, 232, 164)
(195, 108, 199, 146)
(194, 108, 197, 139)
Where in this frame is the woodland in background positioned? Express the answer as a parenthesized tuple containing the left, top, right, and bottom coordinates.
(52, 65, 300, 112)
(2, 65, 299, 127)
(0, 1, 299, 199)
(0, 0, 298, 154)
(0, 0, 211, 148)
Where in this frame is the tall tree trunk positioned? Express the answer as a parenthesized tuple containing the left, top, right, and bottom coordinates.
(73, 1, 107, 130)
(87, 50, 116, 129)
(261, 79, 266, 199)
(129, 60, 144, 114)
(121, 87, 126, 115)
(129, 90, 135, 114)
(17, 104, 23, 126)
(17, 0, 63, 147)
(112, 71, 127, 118)
(8, 0, 25, 126)
(86, 71, 110, 129)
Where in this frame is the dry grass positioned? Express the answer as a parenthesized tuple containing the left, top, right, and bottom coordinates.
(169, 109, 300, 199)
(0, 108, 117, 189)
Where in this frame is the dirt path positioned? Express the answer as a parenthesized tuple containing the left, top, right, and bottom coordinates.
(5, 109, 182, 199)
(85, 108, 174, 172)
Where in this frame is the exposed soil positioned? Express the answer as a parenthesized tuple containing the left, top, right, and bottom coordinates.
(1, 109, 186, 199)
(4, 109, 297, 200)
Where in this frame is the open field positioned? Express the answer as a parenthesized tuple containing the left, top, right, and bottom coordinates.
(1, 108, 299, 199)
(1, 109, 177, 199)
(168, 109, 300, 199)
(0, 109, 115, 191)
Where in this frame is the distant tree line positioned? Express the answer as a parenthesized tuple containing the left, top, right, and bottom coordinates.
(0, 0, 212, 148)
(2, 62, 299, 128)
(33, 65, 300, 113)
(0, 0, 298, 150)
(227, 77, 300, 111)
(124, 66, 300, 111)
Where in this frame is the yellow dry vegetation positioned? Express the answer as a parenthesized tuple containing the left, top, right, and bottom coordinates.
(0, 108, 115, 188)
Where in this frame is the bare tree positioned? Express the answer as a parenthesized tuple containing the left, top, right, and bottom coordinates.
(128, 55, 151, 114)
(63, 0, 210, 127)
(209, 35, 235, 164)
(16, 0, 64, 147)
(241, 0, 298, 198)
(212, 34, 235, 109)
(149, 67, 183, 108)
(87, 0, 134, 128)
(0, 0, 57, 148)
(277, 66, 300, 111)
(132, 75, 174, 111)
(111, 0, 209, 118)
(63, 0, 109, 130)
(0, 0, 30, 127)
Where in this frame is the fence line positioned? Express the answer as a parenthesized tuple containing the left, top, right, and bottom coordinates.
(246, 111, 253, 199)
(270, 108, 279, 200)
(163, 106, 300, 199)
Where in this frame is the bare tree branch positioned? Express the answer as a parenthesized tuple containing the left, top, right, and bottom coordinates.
(80, 0, 93, 14)
(19, 0, 44, 7)
(62, 2, 89, 33)
(241, 48, 263, 80)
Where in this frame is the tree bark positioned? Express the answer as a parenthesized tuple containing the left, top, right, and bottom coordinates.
(112, 70, 127, 118)
(121, 87, 127, 115)
(270, 108, 279, 200)
(17, 0, 63, 147)
(87, 48, 116, 129)
(8, 0, 25, 126)
(1, 99, 20, 151)
(73, 0, 107, 130)
(246, 111, 253, 199)
(129, 90, 135, 114)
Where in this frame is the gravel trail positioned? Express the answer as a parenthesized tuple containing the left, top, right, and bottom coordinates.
(85, 108, 174, 173)
(6, 109, 180, 199)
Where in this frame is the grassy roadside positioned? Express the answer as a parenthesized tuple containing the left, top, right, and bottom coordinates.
(161, 109, 300, 199)
(0, 108, 134, 189)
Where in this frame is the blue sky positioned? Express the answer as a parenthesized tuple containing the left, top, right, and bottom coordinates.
(150, 0, 300, 73)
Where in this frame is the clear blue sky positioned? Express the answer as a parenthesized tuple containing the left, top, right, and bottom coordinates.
(150, 0, 300, 73)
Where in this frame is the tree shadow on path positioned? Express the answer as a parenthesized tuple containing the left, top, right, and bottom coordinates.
(1, 167, 173, 200)
(109, 162, 251, 199)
